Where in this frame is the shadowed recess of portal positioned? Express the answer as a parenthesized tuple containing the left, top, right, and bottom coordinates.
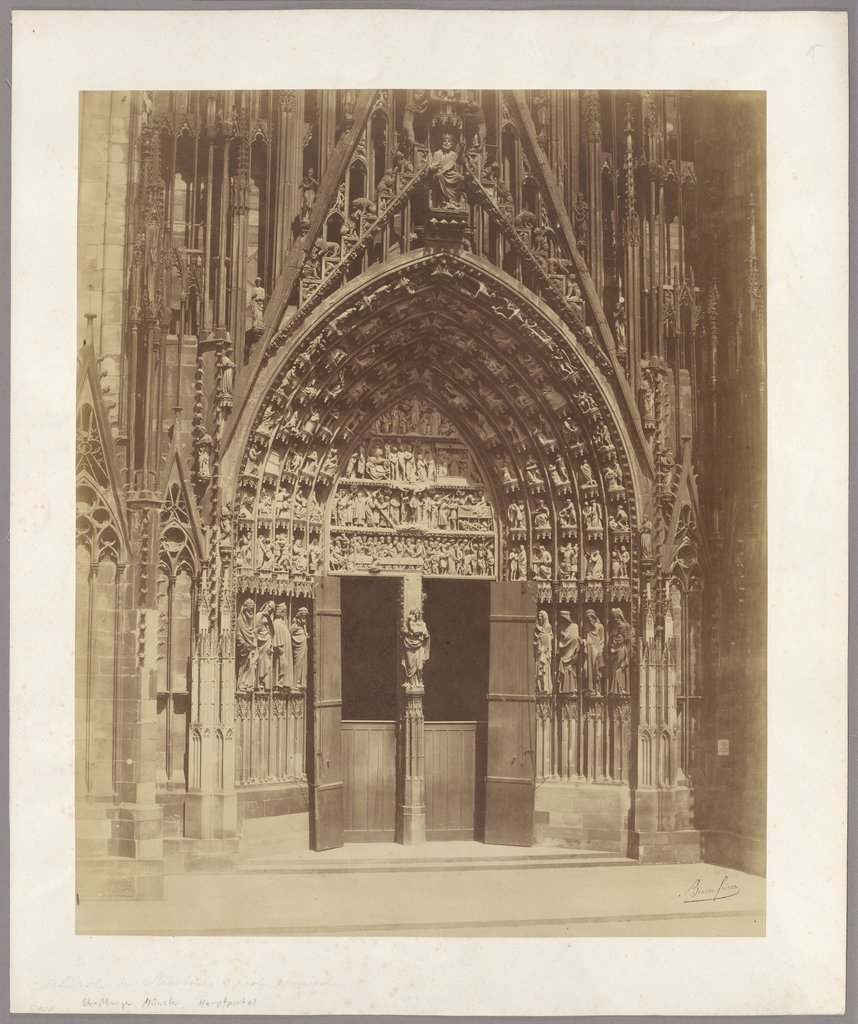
(422, 580, 489, 723)
(341, 577, 399, 721)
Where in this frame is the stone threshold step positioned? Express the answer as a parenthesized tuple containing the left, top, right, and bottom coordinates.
(232, 856, 635, 876)
(240, 849, 615, 865)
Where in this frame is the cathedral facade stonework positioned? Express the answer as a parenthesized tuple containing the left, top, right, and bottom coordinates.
(76, 89, 766, 900)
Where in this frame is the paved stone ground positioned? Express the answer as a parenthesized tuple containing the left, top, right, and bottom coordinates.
(77, 844, 765, 936)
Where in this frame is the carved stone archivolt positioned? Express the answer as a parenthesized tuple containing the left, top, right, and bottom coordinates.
(226, 254, 641, 617)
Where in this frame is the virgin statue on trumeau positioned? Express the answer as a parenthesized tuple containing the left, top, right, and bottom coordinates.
(401, 608, 430, 689)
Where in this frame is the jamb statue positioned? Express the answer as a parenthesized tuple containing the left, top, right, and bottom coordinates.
(557, 611, 581, 692)
(581, 608, 605, 693)
(290, 607, 310, 690)
(235, 598, 258, 692)
(608, 607, 633, 695)
(534, 610, 554, 693)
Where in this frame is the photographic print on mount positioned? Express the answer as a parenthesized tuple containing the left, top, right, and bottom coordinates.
(76, 88, 765, 936)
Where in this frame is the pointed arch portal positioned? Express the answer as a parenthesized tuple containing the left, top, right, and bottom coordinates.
(216, 250, 649, 849)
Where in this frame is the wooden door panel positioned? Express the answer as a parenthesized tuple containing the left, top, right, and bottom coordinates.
(310, 576, 344, 851)
(425, 723, 476, 839)
(485, 582, 536, 847)
(342, 722, 396, 840)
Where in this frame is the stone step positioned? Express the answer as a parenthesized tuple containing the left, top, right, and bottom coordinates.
(163, 837, 241, 875)
(236, 850, 632, 875)
(76, 856, 164, 901)
(533, 824, 626, 854)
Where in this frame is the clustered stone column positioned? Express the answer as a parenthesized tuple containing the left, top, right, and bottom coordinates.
(185, 627, 237, 838)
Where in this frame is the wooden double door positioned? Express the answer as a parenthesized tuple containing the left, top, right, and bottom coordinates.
(310, 576, 536, 850)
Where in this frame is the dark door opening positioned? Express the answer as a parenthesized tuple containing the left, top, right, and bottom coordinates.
(340, 577, 399, 841)
(423, 579, 490, 840)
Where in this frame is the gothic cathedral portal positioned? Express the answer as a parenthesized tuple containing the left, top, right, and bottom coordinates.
(76, 89, 766, 899)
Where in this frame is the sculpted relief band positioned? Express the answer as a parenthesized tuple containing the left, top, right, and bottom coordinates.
(75, 88, 765, 910)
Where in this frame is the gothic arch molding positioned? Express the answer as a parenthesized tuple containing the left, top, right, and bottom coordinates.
(217, 250, 651, 619)
(222, 249, 653, 501)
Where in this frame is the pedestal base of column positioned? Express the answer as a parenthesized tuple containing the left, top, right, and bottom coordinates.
(184, 792, 238, 840)
(398, 805, 427, 845)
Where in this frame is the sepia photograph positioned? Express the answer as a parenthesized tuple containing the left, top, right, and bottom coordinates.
(75, 85, 767, 937)
(10, 6, 848, 1016)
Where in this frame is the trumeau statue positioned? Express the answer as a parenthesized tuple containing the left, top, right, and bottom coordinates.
(401, 608, 430, 690)
(534, 610, 554, 693)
